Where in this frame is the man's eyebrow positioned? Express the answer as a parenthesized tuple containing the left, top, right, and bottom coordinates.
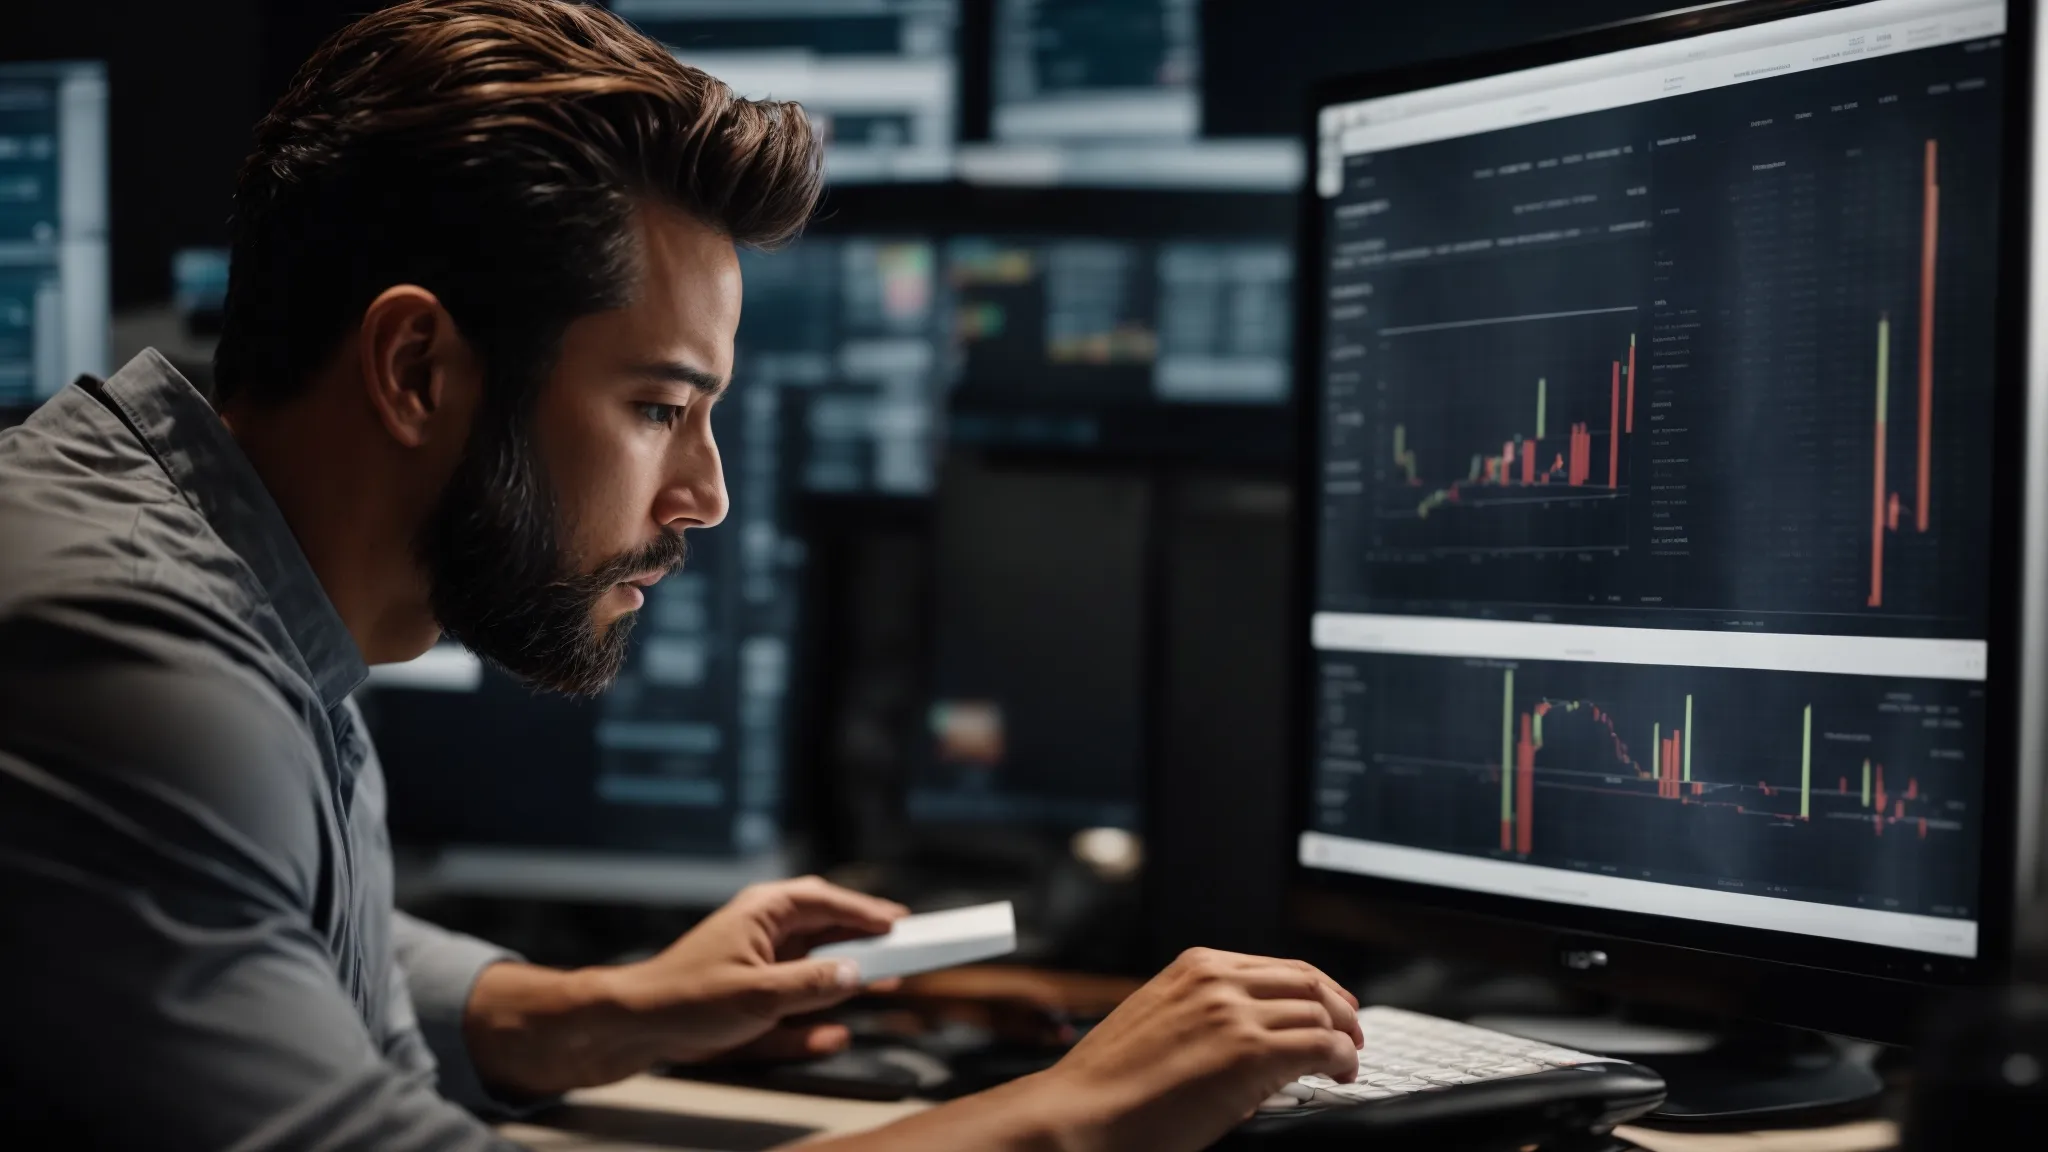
(628, 361, 729, 398)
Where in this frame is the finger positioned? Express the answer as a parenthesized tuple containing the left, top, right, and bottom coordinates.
(1290, 959, 1360, 1011)
(1264, 1025, 1364, 1086)
(720, 1022, 853, 1062)
(1233, 964, 1363, 1047)
(755, 957, 868, 1017)
(1245, 997, 1340, 1034)
(752, 877, 909, 939)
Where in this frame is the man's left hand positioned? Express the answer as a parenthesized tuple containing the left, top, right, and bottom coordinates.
(463, 876, 908, 1096)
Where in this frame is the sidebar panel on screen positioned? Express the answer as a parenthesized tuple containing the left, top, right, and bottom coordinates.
(1305, 1, 2003, 960)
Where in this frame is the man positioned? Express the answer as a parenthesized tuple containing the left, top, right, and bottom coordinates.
(0, 2, 1364, 1147)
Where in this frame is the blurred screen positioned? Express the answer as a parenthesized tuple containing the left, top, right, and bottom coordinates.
(611, 0, 958, 182)
(0, 61, 106, 406)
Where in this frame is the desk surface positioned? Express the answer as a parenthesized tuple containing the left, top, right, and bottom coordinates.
(499, 1074, 1902, 1152)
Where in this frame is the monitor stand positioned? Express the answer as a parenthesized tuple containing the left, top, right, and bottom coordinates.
(1472, 1015, 1884, 1126)
(1635, 1025, 1884, 1126)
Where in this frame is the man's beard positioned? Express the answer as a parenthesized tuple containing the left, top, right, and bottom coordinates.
(416, 399, 686, 696)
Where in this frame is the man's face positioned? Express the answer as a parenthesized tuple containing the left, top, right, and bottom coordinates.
(419, 204, 739, 694)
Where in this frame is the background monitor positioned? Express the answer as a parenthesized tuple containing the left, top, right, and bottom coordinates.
(990, 0, 1199, 141)
(964, 0, 1296, 189)
(608, 0, 959, 183)
(1292, 0, 2030, 1046)
(0, 60, 106, 405)
(912, 456, 1149, 832)
(738, 235, 945, 497)
(946, 233, 1294, 459)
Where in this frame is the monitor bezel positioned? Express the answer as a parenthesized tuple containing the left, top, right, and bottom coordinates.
(1287, 0, 2037, 1043)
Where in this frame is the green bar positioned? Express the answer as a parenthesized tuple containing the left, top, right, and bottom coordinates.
(1653, 722, 1660, 777)
(1468, 454, 1483, 482)
(1801, 706, 1813, 819)
(1501, 669, 1515, 823)
(1536, 378, 1547, 440)
(1683, 695, 1693, 783)
(1534, 710, 1544, 749)
(1862, 759, 1872, 808)
(1877, 316, 1890, 416)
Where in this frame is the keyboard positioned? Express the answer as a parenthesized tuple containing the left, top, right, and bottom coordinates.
(1260, 1006, 1619, 1111)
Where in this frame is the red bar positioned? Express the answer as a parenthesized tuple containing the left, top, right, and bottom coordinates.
(1875, 814, 1884, 836)
(1626, 338, 1636, 433)
(1608, 362, 1621, 488)
(1501, 819, 1512, 853)
(1895, 799, 1906, 819)
(1520, 439, 1535, 485)
(1907, 778, 1919, 800)
(1875, 764, 1887, 816)
(1515, 714, 1536, 855)
(1918, 819, 1927, 839)
(1918, 139, 1938, 533)
(1888, 492, 1900, 531)
(1502, 441, 1515, 485)
(1693, 781, 1704, 797)
(1839, 776, 1848, 795)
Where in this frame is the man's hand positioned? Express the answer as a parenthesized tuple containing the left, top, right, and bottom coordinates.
(463, 876, 907, 1097)
(1027, 947, 1363, 1151)
(796, 947, 1364, 1152)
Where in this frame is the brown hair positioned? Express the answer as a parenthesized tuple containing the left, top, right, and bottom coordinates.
(213, 0, 822, 407)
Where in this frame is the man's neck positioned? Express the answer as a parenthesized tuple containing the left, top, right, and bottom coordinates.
(220, 393, 439, 665)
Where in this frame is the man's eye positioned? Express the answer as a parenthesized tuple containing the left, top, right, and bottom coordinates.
(636, 402, 683, 428)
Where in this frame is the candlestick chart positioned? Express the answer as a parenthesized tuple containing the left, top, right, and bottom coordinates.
(1311, 651, 1981, 919)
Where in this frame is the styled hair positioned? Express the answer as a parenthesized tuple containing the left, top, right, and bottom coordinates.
(213, 0, 821, 407)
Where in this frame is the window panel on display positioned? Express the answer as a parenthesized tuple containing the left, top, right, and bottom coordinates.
(737, 235, 945, 497)
(946, 234, 1293, 460)
(960, 0, 1299, 190)
(608, 0, 958, 183)
(0, 61, 107, 409)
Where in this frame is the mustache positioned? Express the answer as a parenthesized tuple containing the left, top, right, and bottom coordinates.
(557, 529, 690, 597)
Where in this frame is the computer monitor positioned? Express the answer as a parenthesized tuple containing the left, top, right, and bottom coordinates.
(739, 235, 944, 496)
(913, 457, 1150, 833)
(990, 0, 1200, 141)
(965, 0, 1298, 189)
(607, 0, 957, 183)
(946, 233, 1294, 459)
(1292, 0, 2035, 1062)
(0, 61, 107, 406)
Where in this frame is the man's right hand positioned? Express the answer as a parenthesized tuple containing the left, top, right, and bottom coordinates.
(1027, 947, 1365, 1152)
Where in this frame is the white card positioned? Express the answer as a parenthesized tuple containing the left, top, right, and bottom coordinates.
(812, 900, 1018, 982)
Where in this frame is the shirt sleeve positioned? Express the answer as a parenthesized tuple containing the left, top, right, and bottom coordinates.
(390, 910, 552, 1116)
(0, 603, 528, 1151)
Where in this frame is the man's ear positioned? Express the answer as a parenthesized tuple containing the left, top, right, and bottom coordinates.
(357, 285, 480, 450)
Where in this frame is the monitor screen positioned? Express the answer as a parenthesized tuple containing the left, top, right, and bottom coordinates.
(0, 61, 107, 406)
(947, 234, 1293, 454)
(912, 461, 1148, 831)
(991, 0, 1199, 141)
(609, 0, 957, 183)
(739, 236, 944, 496)
(1301, 0, 2005, 961)
(968, 0, 1300, 190)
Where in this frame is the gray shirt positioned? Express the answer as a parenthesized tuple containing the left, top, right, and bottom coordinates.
(0, 351, 524, 1148)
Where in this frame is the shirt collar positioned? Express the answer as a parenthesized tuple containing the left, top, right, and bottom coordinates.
(98, 349, 369, 710)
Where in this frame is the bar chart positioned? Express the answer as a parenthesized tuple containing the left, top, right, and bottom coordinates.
(1312, 651, 1981, 919)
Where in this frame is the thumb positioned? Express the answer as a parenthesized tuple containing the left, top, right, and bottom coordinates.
(755, 957, 865, 1017)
